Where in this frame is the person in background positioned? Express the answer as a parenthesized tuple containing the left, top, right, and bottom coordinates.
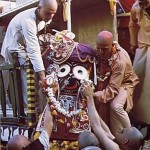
(81, 79, 144, 150)
(129, 0, 150, 126)
(6, 103, 53, 150)
(1, 0, 58, 107)
(94, 31, 139, 137)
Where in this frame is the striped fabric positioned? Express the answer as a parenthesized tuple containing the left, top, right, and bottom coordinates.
(26, 57, 36, 126)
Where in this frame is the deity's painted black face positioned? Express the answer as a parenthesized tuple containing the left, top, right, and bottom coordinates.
(57, 62, 91, 95)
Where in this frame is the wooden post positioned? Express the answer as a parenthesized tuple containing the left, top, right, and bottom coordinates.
(67, 0, 71, 31)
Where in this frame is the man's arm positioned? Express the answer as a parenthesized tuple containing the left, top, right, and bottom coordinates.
(22, 18, 48, 92)
(38, 70, 46, 81)
(38, 70, 47, 93)
(23, 104, 53, 150)
(22, 17, 45, 73)
(81, 81, 120, 150)
(41, 103, 53, 137)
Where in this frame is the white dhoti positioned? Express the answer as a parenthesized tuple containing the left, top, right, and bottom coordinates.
(132, 46, 150, 124)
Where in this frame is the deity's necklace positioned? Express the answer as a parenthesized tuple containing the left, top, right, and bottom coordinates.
(45, 75, 92, 118)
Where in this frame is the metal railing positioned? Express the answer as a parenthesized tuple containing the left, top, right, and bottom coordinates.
(0, 62, 36, 142)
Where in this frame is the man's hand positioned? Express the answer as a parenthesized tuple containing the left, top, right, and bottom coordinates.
(38, 71, 47, 94)
(81, 80, 104, 103)
(40, 77, 58, 96)
(40, 79, 47, 95)
(81, 80, 94, 98)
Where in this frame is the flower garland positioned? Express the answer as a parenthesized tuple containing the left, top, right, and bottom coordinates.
(97, 72, 111, 82)
(45, 75, 92, 118)
(96, 52, 117, 82)
(47, 89, 82, 118)
(108, 53, 117, 66)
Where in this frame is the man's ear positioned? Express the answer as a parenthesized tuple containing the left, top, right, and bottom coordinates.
(122, 138, 129, 144)
(111, 44, 117, 54)
(38, 6, 41, 9)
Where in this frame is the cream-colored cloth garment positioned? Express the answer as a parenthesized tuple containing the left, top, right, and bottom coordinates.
(99, 47, 139, 113)
(132, 46, 150, 124)
(129, 1, 150, 46)
(110, 87, 131, 136)
(1, 7, 45, 72)
(129, 1, 150, 124)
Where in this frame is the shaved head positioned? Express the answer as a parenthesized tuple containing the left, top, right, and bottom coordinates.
(39, 0, 58, 9)
(96, 31, 114, 60)
(38, 0, 58, 22)
(6, 135, 31, 150)
(123, 127, 144, 149)
(96, 31, 113, 45)
(115, 127, 144, 150)
(78, 131, 99, 149)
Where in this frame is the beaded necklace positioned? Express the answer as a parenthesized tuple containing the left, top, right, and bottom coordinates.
(96, 48, 118, 82)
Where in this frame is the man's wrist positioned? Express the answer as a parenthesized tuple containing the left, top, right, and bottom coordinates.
(38, 70, 45, 81)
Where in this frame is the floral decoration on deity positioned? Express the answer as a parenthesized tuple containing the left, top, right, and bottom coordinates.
(37, 30, 96, 140)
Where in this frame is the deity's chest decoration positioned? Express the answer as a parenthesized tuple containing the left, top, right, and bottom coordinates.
(39, 31, 96, 140)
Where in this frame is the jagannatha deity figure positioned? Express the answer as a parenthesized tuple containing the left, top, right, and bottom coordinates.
(35, 30, 96, 146)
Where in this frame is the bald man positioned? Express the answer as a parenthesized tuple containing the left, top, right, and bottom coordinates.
(1, 0, 58, 106)
(115, 126, 144, 150)
(93, 31, 139, 137)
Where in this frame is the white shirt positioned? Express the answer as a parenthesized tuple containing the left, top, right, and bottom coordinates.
(1, 8, 46, 72)
(38, 130, 50, 150)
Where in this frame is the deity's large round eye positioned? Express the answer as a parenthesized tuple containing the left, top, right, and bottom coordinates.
(57, 64, 71, 77)
(73, 66, 89, 80)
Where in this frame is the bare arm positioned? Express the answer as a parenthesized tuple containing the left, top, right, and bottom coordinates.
(37, 103, 53, 150)
(38, 70, 46, 82)
(81, 81, 120, 150)
(99, 116, 115, 140)
(41, 103, 53, 137)
(24, 104, 53, 150)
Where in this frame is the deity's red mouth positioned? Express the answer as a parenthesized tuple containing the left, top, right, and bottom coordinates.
(64, 81, 79, 90)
